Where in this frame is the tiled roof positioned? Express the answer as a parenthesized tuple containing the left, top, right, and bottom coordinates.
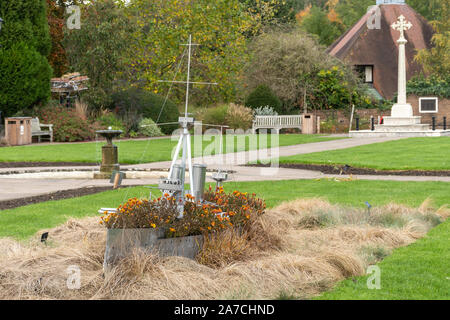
(327, 4, 434, 100)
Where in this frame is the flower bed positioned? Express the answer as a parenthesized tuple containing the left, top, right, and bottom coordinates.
(101, 187, 266, 266)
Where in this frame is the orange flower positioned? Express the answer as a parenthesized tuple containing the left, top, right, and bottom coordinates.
(169, 228, 176, 233)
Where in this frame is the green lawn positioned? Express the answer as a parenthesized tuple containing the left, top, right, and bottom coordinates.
(1, 179, 449, 240)
(279, 137, 450, 171)
(0, 134, 342, 164)
(317, 219, 450, 300)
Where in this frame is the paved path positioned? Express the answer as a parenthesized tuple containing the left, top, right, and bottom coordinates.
(1, 136, 449, 202)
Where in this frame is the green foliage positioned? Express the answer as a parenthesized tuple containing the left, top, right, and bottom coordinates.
(245, 30, 364, 111)
(299, 5, 344, 46)
(407, 74, 450, 98)
(64, 0, 136, 110)
(128, 0, 278, 106)
(245, 85, 283, 113)
(315, 66, 373, 110)
(97, 113, 126, 133)
(110, 87, 180, 134)
(335, 0, 374, 28)
(0, 0, 51, 56)
(201, 105, 229, 126)
(36, 103, 95, 142)
(414, 2, 449, 77)
(0, 42, 52, 116)
(0, 0, 52, 116)
(407, 0, 445, 22)
(139, 118, 164, 137)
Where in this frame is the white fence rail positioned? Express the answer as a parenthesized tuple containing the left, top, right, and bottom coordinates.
(252, 115, 303, 134)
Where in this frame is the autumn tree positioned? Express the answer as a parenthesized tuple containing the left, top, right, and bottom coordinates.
(129, 0, 278, 106)
(414, 1, 449, 76)
(244, 30, 367, 112)
(47, 0, 68, 77)
(64, 0, 136, 110)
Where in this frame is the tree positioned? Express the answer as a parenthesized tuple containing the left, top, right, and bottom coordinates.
(414, 1, 449, 77)
(298, 5, 344, 46)
(0, 0, 52, 116)
(129, 0, 281, 106)
(407, 0, 444, 22)
(64, 0, 135, 110)
(335, 0, 373, 29)
(244, 29, 365, 112)
(47, 0, 68, 77)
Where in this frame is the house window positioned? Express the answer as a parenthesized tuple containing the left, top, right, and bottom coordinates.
(355, 65, 374, 84)
(419, 97, 438, 113)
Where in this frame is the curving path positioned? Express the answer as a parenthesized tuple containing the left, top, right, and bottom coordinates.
(1, 136, 449, 202)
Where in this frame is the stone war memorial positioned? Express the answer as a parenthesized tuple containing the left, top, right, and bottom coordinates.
(351, 14, 450, 137)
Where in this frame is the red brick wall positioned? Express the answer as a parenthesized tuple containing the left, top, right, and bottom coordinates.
(408, 95, 450, 127)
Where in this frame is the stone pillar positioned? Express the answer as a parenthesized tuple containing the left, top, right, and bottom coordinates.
(100, 144, 119, 174)
(390, 15, 413, 118)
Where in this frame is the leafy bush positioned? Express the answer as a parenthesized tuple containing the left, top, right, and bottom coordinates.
(0, 42, 51, 117)
(139, 118, 164, 137)
(226, 103, 254, 130)
(314, 66, 373, 110)
(37, 103, 95, 142)
(245, 85, 282, 113)
(407, 74, 450, 98)
(201, 104, 229, 126)
(254, 106, 278, 116)
(111, 87, 180, 134)
(100, 187, 266, 239)
(97, 113, 126, 132)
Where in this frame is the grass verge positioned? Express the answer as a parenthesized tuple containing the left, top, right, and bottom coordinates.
(279, 137, 450, 171)
(0, 134, 343, 164)
(317, 219, 450, 300)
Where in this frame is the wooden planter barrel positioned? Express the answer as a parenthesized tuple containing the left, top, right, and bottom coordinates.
(103, 228, 204, 269)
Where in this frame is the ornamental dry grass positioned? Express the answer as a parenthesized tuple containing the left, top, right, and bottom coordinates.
(0, 198, 447, 300)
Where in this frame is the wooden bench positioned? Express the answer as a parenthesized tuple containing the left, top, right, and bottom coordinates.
(31, 117, 53, 143)
(252, 115, 303, 134)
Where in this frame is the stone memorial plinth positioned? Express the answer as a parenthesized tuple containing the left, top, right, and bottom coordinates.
(350, 15, 450, 138)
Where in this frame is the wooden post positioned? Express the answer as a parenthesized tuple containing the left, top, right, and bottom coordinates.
(349, 104, 355, 132)
(113, 172, 121, 189)
(316, 116, 320, 134)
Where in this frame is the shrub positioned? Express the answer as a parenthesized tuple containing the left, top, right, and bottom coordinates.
(407, 74, 450, 98)
(200, 104, 229, 126)
(100, 187, 266, 239)
(139, 118, 164, 137)
(97, 113, 126, 132)
(245, 85, 282, 113)
(36, 103, 95, 142)
(0, 42, 52, 117)
(254, 106, 279, 116)
(226, 103, 253, 130)
(110, 87, 180, 134)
